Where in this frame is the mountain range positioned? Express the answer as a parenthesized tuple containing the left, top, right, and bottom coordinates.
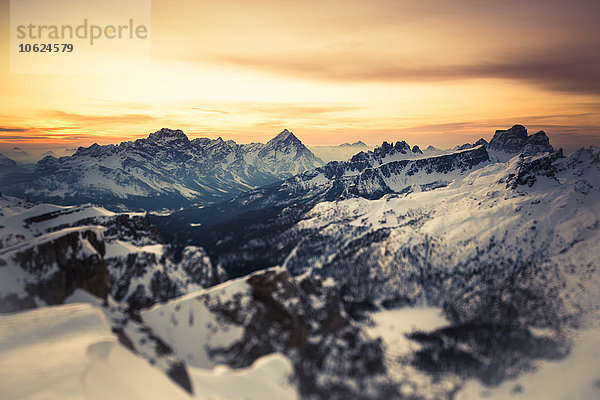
(0, 128, 323, 211)
(1, 124, 599, 399)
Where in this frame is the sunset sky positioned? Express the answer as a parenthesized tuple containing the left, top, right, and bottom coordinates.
(1, 0, 599, 157)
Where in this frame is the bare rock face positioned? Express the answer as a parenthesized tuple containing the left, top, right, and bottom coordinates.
(179, 246, 227, 288)
(0, 228, 108, 312)
(99, 213, 228, 311)
(489, 124, 554, 155)
(506, 149, 565, 189)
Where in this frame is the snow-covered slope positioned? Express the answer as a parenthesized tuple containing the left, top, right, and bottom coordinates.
(457, 326, 600, 399)
(0, 128, 323, 211)
(283, 148, 599, 320)
(0, 301, 299, 400)
(188, 353, 297, 400)
(0, 303, 191, 400)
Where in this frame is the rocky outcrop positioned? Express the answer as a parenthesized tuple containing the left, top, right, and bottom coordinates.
(0, 198, 226, 313)
(489, 124, 554, 155)
(350, 140, 423, 168)
(506, 149, 565, 189)
(107, 243, 227, 311)
(455, 138, 488, 151)
(0, 227, 108, 312)
(143, 267, 397, 399)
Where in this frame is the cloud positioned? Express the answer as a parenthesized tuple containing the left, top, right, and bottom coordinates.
(187, 107, 230, 115)
(45, 111, 157, 125)
(0, 127, 30, 132)
(210, 43, 600, 96)
(254, 104, 359, 114)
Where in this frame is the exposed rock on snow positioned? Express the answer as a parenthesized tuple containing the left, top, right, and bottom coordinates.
(143, 267, 398, 399)
(0, 196, 226, 313)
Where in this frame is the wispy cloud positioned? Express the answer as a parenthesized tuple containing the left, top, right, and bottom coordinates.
(45, 110, 157, 125)
(209, 44, 600, 96)
(187, 107, 230, 115)
(0, 127, 30, 132)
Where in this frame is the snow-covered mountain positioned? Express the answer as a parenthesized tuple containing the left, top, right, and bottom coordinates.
(158, 127, 554, 279)
(2, 124, 599, 399)
(155, 141, 491, 276)
(0, 128, 323, 211)
(155, 135, 600, 398)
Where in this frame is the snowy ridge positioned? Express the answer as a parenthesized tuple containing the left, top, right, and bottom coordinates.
(284, 144, 490, 201)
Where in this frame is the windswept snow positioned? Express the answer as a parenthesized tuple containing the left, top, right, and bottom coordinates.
(0, 303, 191, 400)
(188, 353, 297, 400)
(142, 277, 251, 368)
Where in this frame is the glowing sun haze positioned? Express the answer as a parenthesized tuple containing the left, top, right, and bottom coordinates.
(1, 0, 599, 154)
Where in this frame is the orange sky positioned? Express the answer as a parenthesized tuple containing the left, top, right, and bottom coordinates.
(1, 0, 599, 157)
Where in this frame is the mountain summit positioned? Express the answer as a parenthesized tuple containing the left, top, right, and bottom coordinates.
(148, 128, 190, 142)
(488, 124, 553, 155)
(268, 129, 300, 144)
(255, 129, 324, 176)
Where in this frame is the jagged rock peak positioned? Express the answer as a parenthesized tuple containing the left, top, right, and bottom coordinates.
(412, 145, 423, 154)
(489, 124, 553, 155)
(394, 140, 411, 153)
(267, 129, 302, 145)
(489, 124, 527, 153)
(148, 128, 189, 142)
(506, 149, 565, 189)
